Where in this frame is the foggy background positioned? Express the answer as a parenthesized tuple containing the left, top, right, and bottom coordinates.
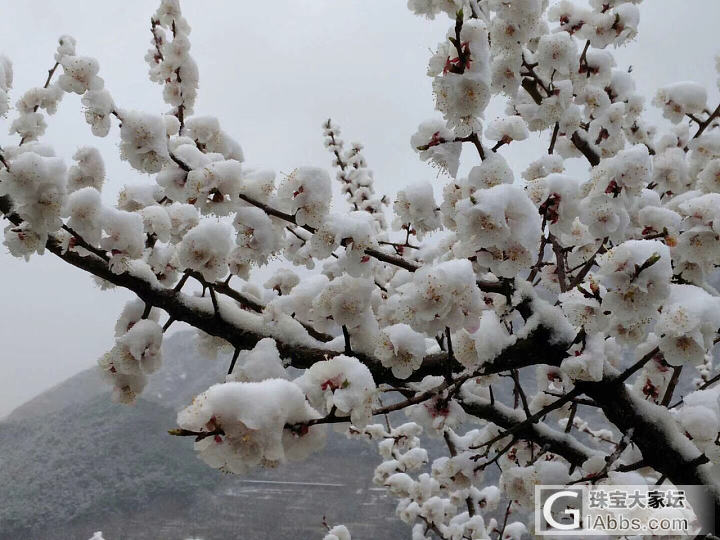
(0, 0, 718, 417)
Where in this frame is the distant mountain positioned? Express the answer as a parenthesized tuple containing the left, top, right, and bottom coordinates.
(5, 368, 105, 422)
(0, 331, 406, 540)
(0, 394, 215, 537)
(5, 330, 227, 422)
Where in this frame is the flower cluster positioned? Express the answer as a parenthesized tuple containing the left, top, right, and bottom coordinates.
(4, 0, 720, 537)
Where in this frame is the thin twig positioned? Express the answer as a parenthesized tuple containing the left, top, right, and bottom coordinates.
(660, 365, 683, 407)
(228, 347, 240, 375)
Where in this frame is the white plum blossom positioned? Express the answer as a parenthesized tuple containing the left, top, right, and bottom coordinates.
(58, 56, 104, 94)
(64, 187, 103, 247)
(81, 89, 115, 137)
(233, 205, 284, 265)
(394, 259, 485, 334)
(277, 167, 332, 228)
(15, 84, 63, 116)
(597, 240, 672, 322)
(116, 319, 164, 373)
(376, 323, 427, 379)
(295, 355, 376, 427)
(166, 202, 199, 242)
(100, 207, 145, 265)
(454, 311, 515, 370)
(656, 285, 720, 366)
(4, 1, 720, 537)
(118, 111, 170, 173)
(323, 525, 351, 540)
(227, 338, 288, 383)
(184, 116, 243, 161)
(139, 205, 171, 243)
(484, 116, 529, 144)
(410, 119, 462, 177)
(433, 73, 490, 138)
(453, 184, 542, 277)
(405, 376, 466, 434)
(394, 182, 441, 239)
(312, 275, 376, 333)
(0, 54, 13, 117)
(176, 379, 326, 473)
(55, 35, 76, 62)
(176, 221, 232, 282)
(264, 268, 300, 296)
(67, 147, 105, 193)
(652, 82, 708, 124)
(467, 152, 514, 189)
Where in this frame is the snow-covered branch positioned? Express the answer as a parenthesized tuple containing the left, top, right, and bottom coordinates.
(3, 0, 720, 536)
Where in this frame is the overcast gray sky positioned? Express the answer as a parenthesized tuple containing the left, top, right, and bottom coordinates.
(1, 0, 718, 417)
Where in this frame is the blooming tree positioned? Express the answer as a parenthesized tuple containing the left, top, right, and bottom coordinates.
(2, 0, 720, 537)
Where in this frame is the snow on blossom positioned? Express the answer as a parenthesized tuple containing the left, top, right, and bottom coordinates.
(116, 319, 164, 373)
(312, 274, 376, 334)
(227, 338, 288, 383)
(652, 82, 707, 124)
(100, 207, 145, 266)
(405, 376, 466, 435)
(0, 151, 66, 245)
(114, 299, 161, 337)
(263, 268, 300, 296)
(561, 332, 608, 382)
(186, 159, 243, 215)
(433, 73, 489, 137)
(67, 147, 105, 193)
(139, 205, 171, 243)
(484, 116, 529, 143)
(394, 182, 441, 239)
(2, 222, 43, 259)
(97, 316, 164, 404)
(467, 152, 514, 189)
(676, 386, 720, 455)
(118, 110, 169, 173)
(526, 173, 582, 235)
(166, 202, 199, 242)
(656, 284, 720, 366)
(323, 525, 351, 540)
(410, 119, 462, 177)
(58, 55, 104, 94)
(395, 259, 485, 334)
(117, 183, 162, 212)
(184, 116, 244, 162)
(146, 0, 199, 118)
(177, 379, 326, 473)
(309, 211, 376, 276)
(232, 205, 284, 265)
(558, 283, 607, 334)
(176, 221, 232, 282)
(375, 323, 427, 379)
(15, 84, 64, 116)
(499, 466, 536, 508)
(454, 310, 515, 370)
(453, 184, 542, 277)
(277, 167, 332, 228)
(536, 32, 578, 76)
(295, 355, 376, 427)
(81, 89, 114, 137)
(64, 187, 103, 247)
(597, 239, 672, 322)
(55, 35, 76, 62)
(0, 54, 12, 117)
(407, 0, 463, 20)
